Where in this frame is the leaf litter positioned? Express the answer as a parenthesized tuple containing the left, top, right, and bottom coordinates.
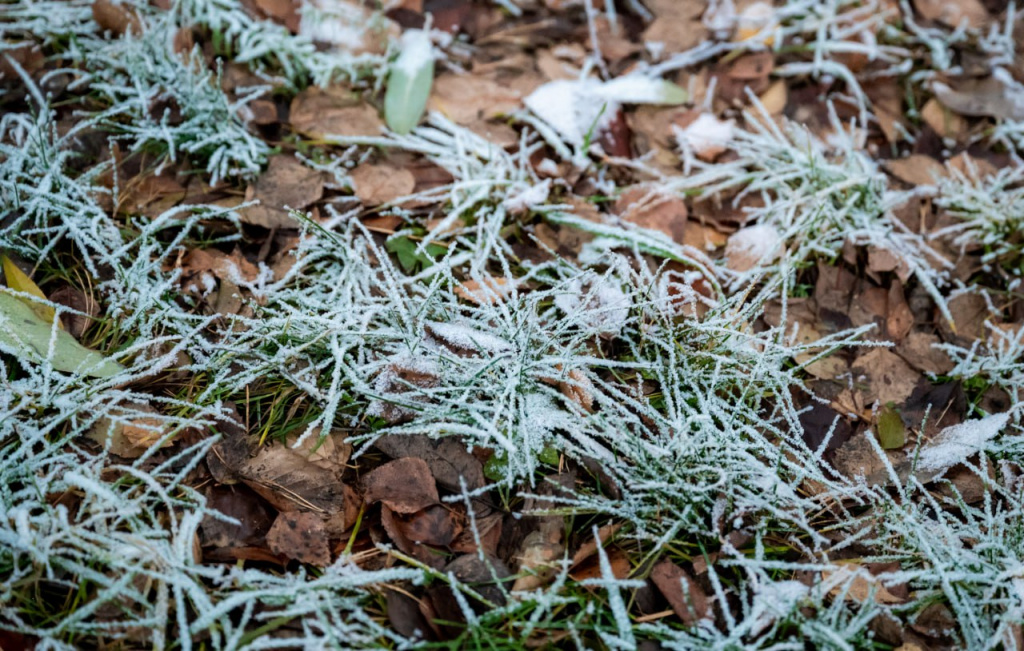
(2, 0, 1024, 648)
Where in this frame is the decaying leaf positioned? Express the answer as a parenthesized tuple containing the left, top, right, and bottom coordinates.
(290, 86, 384, 139)
(241, 155, 325, 229)
(267, 511, 332, 566)
(650, 559, 711, 626)
(350, 163, 416, 205)
(363, 457, 439, 514)
(822, 563, 906, 604)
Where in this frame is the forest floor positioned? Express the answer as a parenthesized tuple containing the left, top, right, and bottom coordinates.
(2, 0, 1024, 649)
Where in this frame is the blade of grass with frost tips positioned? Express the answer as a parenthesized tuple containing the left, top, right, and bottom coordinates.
(384, 29, 434, 135)
(546, 211, 722, 294)
(0, 291, 123, 377)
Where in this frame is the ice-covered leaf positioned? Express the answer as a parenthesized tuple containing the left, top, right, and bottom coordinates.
(917, 412, 1010, 474)
(384, 29, 434, 135)
(0, 291, 122, 377)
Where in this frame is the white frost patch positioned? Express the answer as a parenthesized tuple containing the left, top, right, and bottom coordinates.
(674, 113, 735, 161)
(525, 76, 685, 147)
(299, 0, 372, 49)
(554, 277, 630, 335)
(725, 223, 782, 273)
(918, 412, 1010, 474)
(503, 179, 551, 214)
(394, 29, 433, 77)
(427, 321, 512, 353)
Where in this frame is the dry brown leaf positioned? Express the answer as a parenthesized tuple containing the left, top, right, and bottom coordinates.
(88, 404, 167, 458)
(932, 75, 1024, 121)
(570, 522, 624, 567)
(851, 348, 921, 407)
(615, 185, 688, 245)
(290, 86, 384, 139)
(454, 277, 514, 305)
(363, 457, 439, 514)
(725, 224, 781, 272)
(241, 155, 324, 229)
(350, 163, 416, 205)
(92, 0, 142, 35)
(570, 547, 630, 582)
(253, 0, 300, 32)
(49, 286, 99, 340)
(427, 72, 524, 126)
(823, 564, 906, 604)
(886, 281, 914, 342)
(396, 504, 462, 547)
(882, 155, 948, 187)
(649, 560, 711, 626)
(912, 0, 989, 29)
(266, 511, 331, 565)
(920, 98, 966, 140)
(642, 0, 707, 57)
(896, 331, 954, 374)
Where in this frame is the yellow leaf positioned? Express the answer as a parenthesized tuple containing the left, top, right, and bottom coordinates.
(2, 254, 62, 329)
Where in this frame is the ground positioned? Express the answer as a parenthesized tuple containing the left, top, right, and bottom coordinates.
(1, 0, 1024, 649)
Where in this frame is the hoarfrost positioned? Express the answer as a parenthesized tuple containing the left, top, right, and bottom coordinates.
(918, 412, 1010, 474)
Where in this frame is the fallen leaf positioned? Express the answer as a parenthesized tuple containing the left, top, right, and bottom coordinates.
(290, 87, 384, 139)
(0, 291, 123, 378)
(896, 332, 954, 374)
(917, 412, 1009, 475)
(642, 0, 707, 57)
(649, 560, 711, 625)
(615, 185, 688, 245)
(822, 563, 906, 604)
(426, 554, 511, 626)
(396, 504, 462, 547)
(48, 286, 99, 339)
(88, 404, 168, 458)
(932, 74, 1024, 121)
(92, 0, 142, 35)
(299, 0, 397, 54)
(2, 254, 58, 326)
(240, 155, 324, 229)
(912, 0, 989, 29)
(267, 511, 332, 565)
(363, 457, 439, 514)
(385, 29, 434, 134)
(876, 405, 906, 450)
(882, 154, 947, 187)
(454, 277, 514, 305)
(373, 434, 485, 492)
(851, 348, 920, 407)
(350, 163, 416, 205)
(920, 98, 966, 140)
(725, 223, 782, 272)
(201, 484, 274, 549)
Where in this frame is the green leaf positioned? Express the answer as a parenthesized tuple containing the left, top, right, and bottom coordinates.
(0, 291, 123, 378)
(877, 406, 906, 450)
(483, 451, 508, 482)
(384, 29, 434, 135)
(386, 235, 445, 273)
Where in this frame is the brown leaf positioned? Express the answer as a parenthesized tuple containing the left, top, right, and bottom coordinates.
(253, 0, 300, 32)
(454, 277, 514, 305)
(266, 511, 331, 565)
(912, 0, 989, 29)
(240, 155, 325, 229)
(201, 484, 274, 549)
(363, 457, 439, 514)
(373, 434, 485, 492)
(290, 87, 383, 139)
(920, 98, 966, 140)
(570, 522, 624, 567)
(882, 155, 948, 187)
(49, 286, 99, 340)
(886, 281, 914, 342)
(427, 72, 524, 126)
(570, 546, 630, 582)
(642, 0, 707, 57)
(822, 563, 906, 604)
(896, 332, 954, 374)
(649, 560, 711, 626)
(350, 164, 416, 205)
(92, 0, 142, 35)
(851, 348, 921, 407)
(396, 504, 461, 547)
(615, 185, 688, 245)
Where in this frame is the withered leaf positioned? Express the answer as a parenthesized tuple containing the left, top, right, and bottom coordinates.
(363, 457, 439, 513)
(290, 86, 383, 139)
(266, 511, 331, 566)
(350, 163, 416, 205)
(373, 434, 485, 492)
(650, 559, 711, 626)
(241, 155, 325, 229)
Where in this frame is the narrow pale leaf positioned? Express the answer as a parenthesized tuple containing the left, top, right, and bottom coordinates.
(384, 29, 434, 135)
(2, 254, 60, 327)
(0, 291, 123, 377)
